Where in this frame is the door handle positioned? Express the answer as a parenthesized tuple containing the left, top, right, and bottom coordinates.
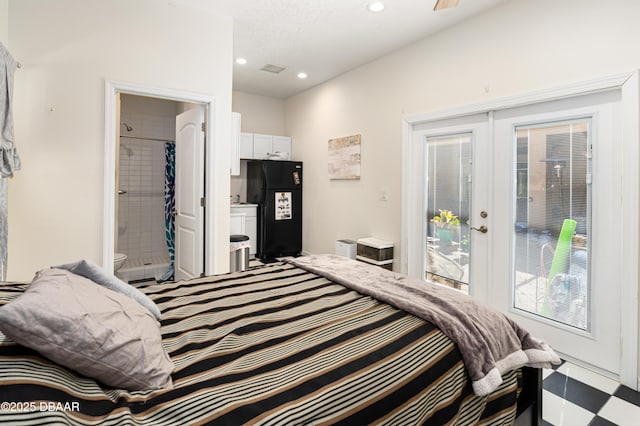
(171, 208, 177, 218)
(471, 225, 488, 233)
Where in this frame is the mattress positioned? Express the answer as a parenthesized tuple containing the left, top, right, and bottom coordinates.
(0, 262, 523, 425)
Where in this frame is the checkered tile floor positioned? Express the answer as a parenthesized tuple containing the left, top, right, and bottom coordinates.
(543, 361, 640, 425)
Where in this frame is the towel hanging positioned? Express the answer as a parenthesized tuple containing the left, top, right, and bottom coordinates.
(0, 41, 20, 281)
(0, 41, 21, 178)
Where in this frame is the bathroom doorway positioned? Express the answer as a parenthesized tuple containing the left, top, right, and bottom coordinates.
(116, 94, 198, 282)
(104, 80, 220, 280)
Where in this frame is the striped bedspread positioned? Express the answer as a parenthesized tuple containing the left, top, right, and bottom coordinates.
(0, 262, 522, 425)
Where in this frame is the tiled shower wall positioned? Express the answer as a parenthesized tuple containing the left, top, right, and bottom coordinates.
(116, 94, 178, 265)
(117, 138, 167, 262)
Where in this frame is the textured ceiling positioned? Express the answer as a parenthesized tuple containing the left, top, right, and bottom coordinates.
(173, 0, 509, 99)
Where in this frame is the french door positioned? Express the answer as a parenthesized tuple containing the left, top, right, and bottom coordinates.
(406, 113, 491, 302)
(404, 76, 639, 385)
(491, 91, 621, 376)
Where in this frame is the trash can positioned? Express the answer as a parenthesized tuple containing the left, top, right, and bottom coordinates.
(230, 234, 250, 272)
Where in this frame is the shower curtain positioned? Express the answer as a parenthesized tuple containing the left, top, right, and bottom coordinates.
(159, 142, 175, 282)
(0, 42, 20, 281)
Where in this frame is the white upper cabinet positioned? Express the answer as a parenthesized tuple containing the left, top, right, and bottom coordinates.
(239, 132, 292, 160)
(230, 112, 242, 176)
(272, 135, 292, 156)
(239, 132, 254, 159)
(253, 133, 273, 159)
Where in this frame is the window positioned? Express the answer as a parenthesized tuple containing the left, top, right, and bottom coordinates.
(425, 133, 472, 292)
(513, 120, 591, 330)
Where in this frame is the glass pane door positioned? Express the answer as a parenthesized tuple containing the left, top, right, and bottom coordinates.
(513, 120, 591, 330)
(410, 84, 631, 381)
(425, 133, 472, 293)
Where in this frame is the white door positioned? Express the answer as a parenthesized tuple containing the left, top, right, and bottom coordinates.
(174, 107, 205, 281)
(406, 113, 491, 300)
(491, 90, 622, 376)
(405, 75, 638, 387)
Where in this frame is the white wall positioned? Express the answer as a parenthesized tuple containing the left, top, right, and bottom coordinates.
(7, 0, 233, 279)
(285, 0, 640, 268)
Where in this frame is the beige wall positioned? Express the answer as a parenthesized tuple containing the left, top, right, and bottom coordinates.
(233, 91, 285, 135)
(7, 0, 233, 279)
(285, 0, 640, 265)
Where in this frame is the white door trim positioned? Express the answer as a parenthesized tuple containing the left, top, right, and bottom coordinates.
(103, 80, 217, 276)
(403, 71, 633, 125)
(402, 70, 639, 389)
(620, 71, 640, 388)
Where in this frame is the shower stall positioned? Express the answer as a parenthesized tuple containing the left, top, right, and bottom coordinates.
(116, 94, 178, 282)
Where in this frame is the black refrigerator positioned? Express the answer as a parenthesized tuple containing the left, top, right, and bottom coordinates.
(247, 160, 302, 260)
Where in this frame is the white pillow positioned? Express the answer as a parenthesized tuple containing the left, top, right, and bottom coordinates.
(0, 268, 174, 391)
(53, 259, 162, 320)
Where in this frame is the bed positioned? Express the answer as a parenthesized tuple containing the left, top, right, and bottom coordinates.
(0, 255, 555, 425)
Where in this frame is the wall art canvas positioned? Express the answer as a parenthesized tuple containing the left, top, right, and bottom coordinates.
(328, 134, 361, 180)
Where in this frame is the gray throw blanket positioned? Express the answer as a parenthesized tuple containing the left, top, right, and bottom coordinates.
(287, 254, 560, 396)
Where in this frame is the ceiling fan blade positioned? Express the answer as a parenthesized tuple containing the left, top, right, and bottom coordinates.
(434, 0, 460, 11)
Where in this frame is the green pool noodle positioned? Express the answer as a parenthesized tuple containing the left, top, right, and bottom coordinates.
(542, 219, 577, 316)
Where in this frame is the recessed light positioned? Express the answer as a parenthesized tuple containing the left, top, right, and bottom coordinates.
(236, 58, 247, 65)
(368, 2, 385, 13)
(297, 72, 308, 79)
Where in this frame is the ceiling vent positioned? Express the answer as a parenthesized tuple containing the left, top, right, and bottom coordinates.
(260, 64, 287, 74)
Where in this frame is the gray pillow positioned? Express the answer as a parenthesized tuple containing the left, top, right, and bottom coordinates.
(0, 268, 174, 391)
(54, 259, 161, 320)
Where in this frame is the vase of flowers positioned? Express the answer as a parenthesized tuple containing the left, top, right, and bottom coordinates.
(431, 209, 460, 243)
